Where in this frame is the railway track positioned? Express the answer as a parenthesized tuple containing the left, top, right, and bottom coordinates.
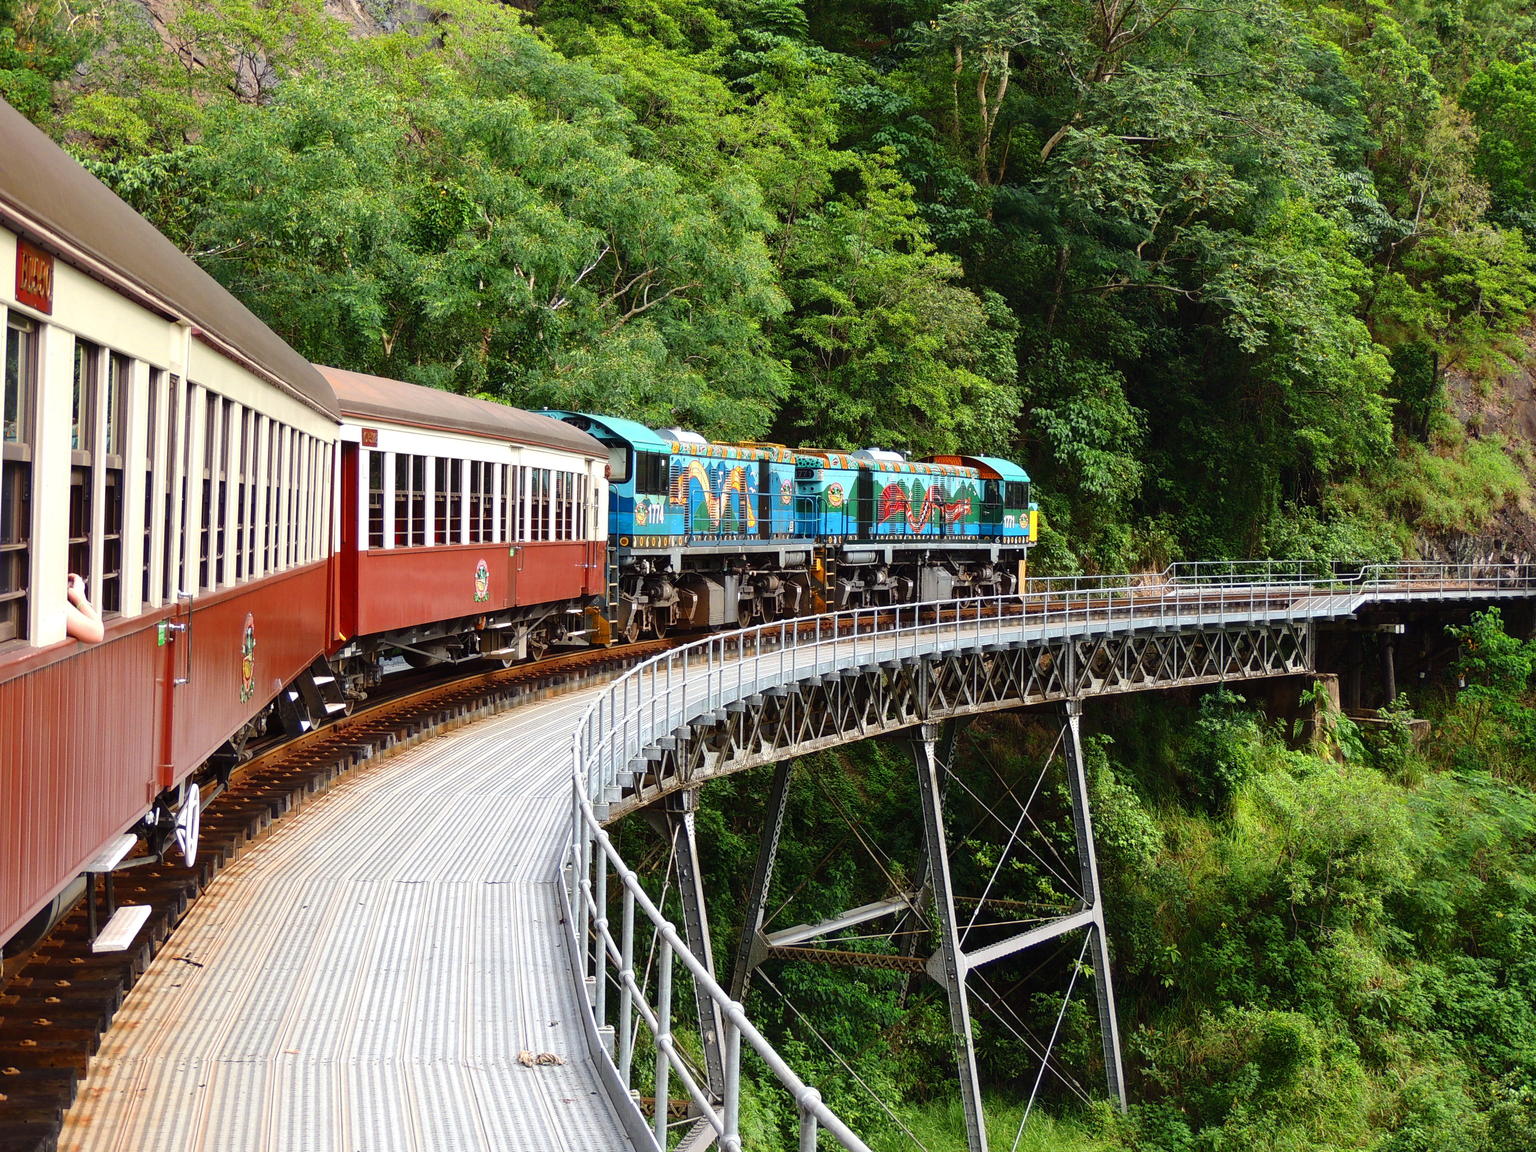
(0, 639, 667, 1152)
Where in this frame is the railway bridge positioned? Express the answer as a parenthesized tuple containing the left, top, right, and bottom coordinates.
(46, 563, 1536, 1152)
(565, 562, 1536, 1152)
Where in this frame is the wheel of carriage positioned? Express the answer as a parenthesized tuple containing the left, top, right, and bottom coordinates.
(174, 779, 202, 867)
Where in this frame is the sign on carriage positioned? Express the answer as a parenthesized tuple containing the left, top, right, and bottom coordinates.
(14, 237, 52, 314)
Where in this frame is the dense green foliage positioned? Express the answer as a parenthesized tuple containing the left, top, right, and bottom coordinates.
(6, 0, 1536, 563)
(5, 3, 1535, 1141)
(674, 611, 1536, 1148)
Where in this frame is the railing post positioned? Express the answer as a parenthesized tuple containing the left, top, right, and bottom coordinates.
(594, 836, 609, 1028)
(656, 937, 673, 1149)
(723, 1004, 742, 1152)
(619, 881, 635, 1086)
(576, 804, 592, 978)
(799, 1089, 822, 1152)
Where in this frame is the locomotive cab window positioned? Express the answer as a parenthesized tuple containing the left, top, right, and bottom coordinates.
(1006, 481, 1029, 508)
(1, 312, 35, 643)
(608, 444, 630, 485)
(635, 452, 667, 495)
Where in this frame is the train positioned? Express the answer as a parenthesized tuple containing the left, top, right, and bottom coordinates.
(0, 97, 1035, 958)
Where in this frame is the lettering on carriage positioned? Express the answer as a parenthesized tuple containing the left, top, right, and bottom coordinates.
(15, 239, 53, 314)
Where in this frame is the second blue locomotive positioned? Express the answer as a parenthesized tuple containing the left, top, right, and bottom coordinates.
(551, 412, 1037, 641)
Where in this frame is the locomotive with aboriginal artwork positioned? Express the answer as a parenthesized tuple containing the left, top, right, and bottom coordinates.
(551, 413, 1038, 641)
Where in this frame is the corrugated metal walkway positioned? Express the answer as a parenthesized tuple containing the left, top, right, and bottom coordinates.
(57, 683, 633, 1152)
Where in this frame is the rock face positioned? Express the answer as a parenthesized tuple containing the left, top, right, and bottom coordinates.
(1436, 325, 1536, 559)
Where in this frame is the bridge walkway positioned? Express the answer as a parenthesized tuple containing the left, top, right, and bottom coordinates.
(57, 683, 632, 1152)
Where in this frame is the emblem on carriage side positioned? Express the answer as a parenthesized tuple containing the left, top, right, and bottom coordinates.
(239, 614, 256, 702)
(474, 559, 490, 602)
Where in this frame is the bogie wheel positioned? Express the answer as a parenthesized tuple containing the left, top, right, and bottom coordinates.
(621, 608, 642, 645)
(737, 599, 755, 628)
(652, 611, 669, 640)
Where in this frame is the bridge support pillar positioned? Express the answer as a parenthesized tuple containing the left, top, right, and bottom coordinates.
(729, 758, 796, 1001)
(1061, 700, 1128, 1110)
(912, 720, 989, 1152)
(646, 788, 728, 1101)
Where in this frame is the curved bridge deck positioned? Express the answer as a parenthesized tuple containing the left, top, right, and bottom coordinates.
(58, 686, 633, 1152)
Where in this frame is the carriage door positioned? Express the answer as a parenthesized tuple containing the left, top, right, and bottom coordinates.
(156, 588, 193, 790)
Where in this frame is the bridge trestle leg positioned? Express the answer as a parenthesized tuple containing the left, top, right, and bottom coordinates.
(1061, 700, 1128, 1110)
(646, 788, 729, 1102)
(912, 720, 989, 1152)
(729, 758, 796, 1001)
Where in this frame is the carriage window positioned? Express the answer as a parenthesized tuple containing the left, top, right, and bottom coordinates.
(269, 422, 283, 571)
(394, 454, 425, 546)
(162, 376, 184, 601)
(443, 458, 462, 545)
(98, 353, 127, 611)
(433, 458, 450, 545)
(298, 434, 313, 562)
(465, 461, 480, 544)
(513, 463, 525, 543)
(69, 341, 99, 589)
(287, 430, 302, 565)
(231, 408, 250, 586)
(367, 450, 384, 548)
(199, 396, 221, 590)
(493, 464, 507, 542)
(532, 468, 550, 540)
(1, 313, 36, 642)
(142, 370, 160, 605)
(263, 422, 277, 571)
(558, 472, 573, 539)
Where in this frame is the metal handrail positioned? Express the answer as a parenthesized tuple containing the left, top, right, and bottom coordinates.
(564, 562, 1533, 1149)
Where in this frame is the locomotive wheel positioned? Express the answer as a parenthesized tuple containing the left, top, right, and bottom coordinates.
(622, 610, 642, 645)
(651, 611, 669, 640)
(737, 599, 754, 628)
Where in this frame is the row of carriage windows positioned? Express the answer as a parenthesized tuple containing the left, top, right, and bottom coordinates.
(0, 309, 326, 647)
(364, 451, 590, 550)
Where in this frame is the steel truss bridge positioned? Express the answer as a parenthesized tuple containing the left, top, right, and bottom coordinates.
(560, 563, 1536, 1152)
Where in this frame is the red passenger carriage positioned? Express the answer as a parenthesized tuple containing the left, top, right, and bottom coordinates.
(321, 366, 608, 695)
(0, 100, 339, 951)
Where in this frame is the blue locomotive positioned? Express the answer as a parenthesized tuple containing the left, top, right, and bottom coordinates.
(550, 413, 1037, 641)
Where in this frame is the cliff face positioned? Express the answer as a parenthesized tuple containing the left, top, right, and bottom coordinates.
(1435, 330, 1536, 559)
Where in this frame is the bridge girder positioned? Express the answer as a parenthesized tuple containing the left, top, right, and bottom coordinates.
(606, 619, 1313, 820)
